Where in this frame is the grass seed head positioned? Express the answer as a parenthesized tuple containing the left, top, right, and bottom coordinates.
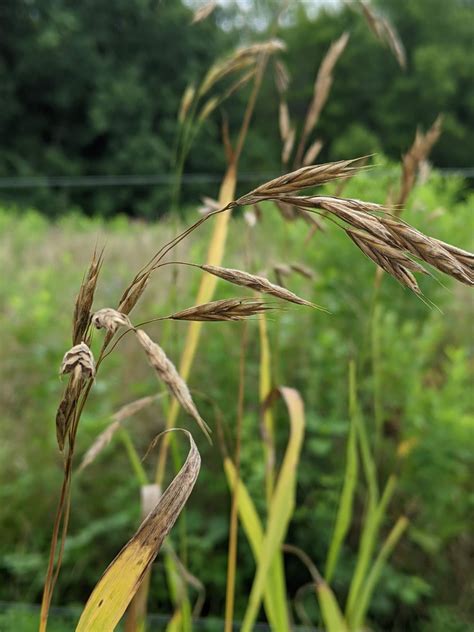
(92, 308, 132, 335)
(135, 329, 211, 439)
(201, 264, 319, 309)
(170, 298, 272, 322)
(60, 342, 96, 379)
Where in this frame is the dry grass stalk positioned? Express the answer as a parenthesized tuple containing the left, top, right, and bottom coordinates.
(169, 298, 271, 322)
(201, 264, 317, 308)
(397, 116, 443, 208)
(191, 0, 217, 24)
(135, 329, 211, 439)
(72, 249, 103, 345)
(358, 1, 406, 69)
(235, 158, 365, 205)
(295, 32, 349, 166)
(92, 308, 132, 335)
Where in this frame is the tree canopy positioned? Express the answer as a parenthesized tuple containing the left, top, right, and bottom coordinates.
(0, 0, 472, 216)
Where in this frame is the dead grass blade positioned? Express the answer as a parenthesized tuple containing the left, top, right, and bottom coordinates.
(76, 429, 200, 631)
(295, 32, 349, 166)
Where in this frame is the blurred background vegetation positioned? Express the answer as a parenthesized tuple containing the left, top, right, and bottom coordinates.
(0, 0, 473, 631)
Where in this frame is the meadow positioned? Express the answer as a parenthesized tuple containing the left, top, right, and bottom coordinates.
(1, 165, 473, 630)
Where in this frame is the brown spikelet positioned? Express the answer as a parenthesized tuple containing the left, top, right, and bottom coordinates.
(358, 1, 406, 69)
(60, 342, 96, 379)
(381, 218, 474, 286)
(191, 0, 217, 24)
(55, 368, 83, 451)
(201, 264, 320, 309)
(397, 116, 443, 208)
(118, 274, 150, 315)
(169, 298, 272, 322)
(235, 158, 365, 205)
(135, 329, 211, 439)
(92, 308, 132, 335)
(432, 239, 474, 270)
(72, 249, 103, 345)
(295, 32, 349, 166)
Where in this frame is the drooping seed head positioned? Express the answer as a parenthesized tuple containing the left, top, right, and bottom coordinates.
(92, 308, 132, 335)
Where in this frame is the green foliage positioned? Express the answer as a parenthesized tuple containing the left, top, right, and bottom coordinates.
(0, 166, 472, 630)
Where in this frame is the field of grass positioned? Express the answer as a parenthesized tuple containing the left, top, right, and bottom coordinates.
(0, 167, 473, 631)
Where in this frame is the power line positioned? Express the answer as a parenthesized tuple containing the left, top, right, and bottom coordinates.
(0, 168, 473, 189)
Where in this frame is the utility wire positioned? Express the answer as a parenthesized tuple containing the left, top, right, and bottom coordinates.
(0, 168, 473, 189)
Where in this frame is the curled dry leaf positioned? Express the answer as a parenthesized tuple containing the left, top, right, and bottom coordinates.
(201, 264, 320, 309)
(76, 429, 201, 632)
(92, 308, 132, 335)
(135, 329, 211, 439)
